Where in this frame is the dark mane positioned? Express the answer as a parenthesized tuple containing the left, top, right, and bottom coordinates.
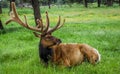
(39, 42, 53, 64)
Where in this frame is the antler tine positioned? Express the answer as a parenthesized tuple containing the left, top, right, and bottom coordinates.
(5, 2, 21, 25)
(12, 2, 19, 19)
(33, 32, 41, 38)
(5, 2, 43, 32)
(24, 15, 41, 31)
(47, 16, 61, 33)
(43, 11, 50, 33)
(24, 15, 29, 26)
(57, 19, 65, 30)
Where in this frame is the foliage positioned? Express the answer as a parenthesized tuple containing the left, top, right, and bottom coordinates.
(1, 0, 8, 8)
(0, 4, 120, 74)
(1, 0, 120, 7)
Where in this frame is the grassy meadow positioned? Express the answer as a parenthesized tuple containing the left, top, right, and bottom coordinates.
(0, 4, 120, 74)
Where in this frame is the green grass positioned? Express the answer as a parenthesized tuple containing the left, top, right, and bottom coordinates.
(0, 4, 120, 74)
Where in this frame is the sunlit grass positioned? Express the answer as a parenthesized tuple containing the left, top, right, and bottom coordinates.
(0, 4, 120, 74)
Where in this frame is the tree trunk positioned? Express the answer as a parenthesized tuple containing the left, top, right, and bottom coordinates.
(0, 3, 4, 30)
(31, 0, 41, 25)
(48, 0, 51, 9)
(119, 0, 120, 6)
(0, 20, 4, 30)
(20, 0, 24, 7)
(84, 0, 88, 8)
(107, 0, 113, 6)
(97, 0, 101, 7)
(78, 0, 82, 3)
(0, 1, 2, 13)
(53, 0, 57, 3)
(10, 0, 12, 12)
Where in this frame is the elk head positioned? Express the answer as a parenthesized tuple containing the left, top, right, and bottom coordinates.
(6, 2, 65, 64)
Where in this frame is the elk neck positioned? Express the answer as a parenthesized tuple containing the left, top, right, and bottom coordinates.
(38, 39, 53, 64)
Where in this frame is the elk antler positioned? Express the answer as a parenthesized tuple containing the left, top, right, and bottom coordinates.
(47, 16, 65, 34)
(6, 2, 65, 36)
(5, 2, 43, 32)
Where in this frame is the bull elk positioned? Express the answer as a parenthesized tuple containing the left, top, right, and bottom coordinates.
(6, 2, 100, 67)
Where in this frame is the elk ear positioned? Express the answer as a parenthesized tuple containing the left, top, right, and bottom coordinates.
(33, 32, 41, 38)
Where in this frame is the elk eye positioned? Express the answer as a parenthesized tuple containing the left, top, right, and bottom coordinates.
(47, 36, 51, 39)
(45, 38, 50, 40)
(45, 36, 53, 40)
(50, 37, 54, 40)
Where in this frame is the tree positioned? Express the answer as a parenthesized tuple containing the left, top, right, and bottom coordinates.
(84, 0, 88, 8)
(19, 0, 24, 7)
(0, 20, 4, 30)
(106, 0, 113, 6)
(30, 0, 41, 25)
(0, 1, 4, 30)
(0, 0, 2, 13)
(119, 0, 120, 6)
(48, 0, 51, 9)
(97, 0, 101, 7)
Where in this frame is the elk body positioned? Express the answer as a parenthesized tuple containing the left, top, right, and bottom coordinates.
(6, 2, 100, 67)
(50, 43, 100, 66)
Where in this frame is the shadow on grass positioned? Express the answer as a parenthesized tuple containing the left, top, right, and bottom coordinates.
(0, 27, 23, 35)
(0, 29, 6, 34)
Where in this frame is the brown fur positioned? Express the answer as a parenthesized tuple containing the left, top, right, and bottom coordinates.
(50, 43, 100, 67)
